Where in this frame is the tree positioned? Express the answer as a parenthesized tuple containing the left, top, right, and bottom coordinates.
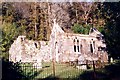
(48, 3, 71, 32)
(100, 2, 120, 59)
(0, 23, 18, 59)
(69, 2, 105, 34)
(71, 23, 91, 34)
(69, 2, 96, 25)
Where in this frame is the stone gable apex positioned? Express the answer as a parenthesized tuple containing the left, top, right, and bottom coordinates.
(51, 19, 103, 39)
(51, 19, 64, 34)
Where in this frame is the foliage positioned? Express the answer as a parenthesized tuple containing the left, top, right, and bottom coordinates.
(71, 23, 91, 34)
(0, 23, 18, 59)
(2, 58, 40, 80)
(2, 2, 50, 41)
(1, 2, 105, 40)
(69, 2, 105, 27)
(100, 2, 120, 59)
(2, 59, 26, 80)
(71, 23, 82, 34)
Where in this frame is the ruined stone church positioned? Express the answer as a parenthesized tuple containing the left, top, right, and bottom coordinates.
(9, 20, 108, 64)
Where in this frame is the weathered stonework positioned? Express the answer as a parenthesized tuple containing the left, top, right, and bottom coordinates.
(9, 19, 108, 65)
(49, 20, 108, 63)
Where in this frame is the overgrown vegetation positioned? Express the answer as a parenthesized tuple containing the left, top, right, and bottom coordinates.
(102, 2, 120, 59)
(71, 23, 91, 34)
(2, 58, 40, 80)
(0, 23, 18, 59)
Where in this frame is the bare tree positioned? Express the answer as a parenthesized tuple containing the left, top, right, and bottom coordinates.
(72, 2, 98, 25)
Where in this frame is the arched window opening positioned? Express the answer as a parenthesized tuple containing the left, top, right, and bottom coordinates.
(80, 44, 82, 53)
(77, 45, 79, 52)
(90, 43, 93, 53)
(77, 39, 79, 52)
(34, 42, 37, 48)
(73, 37, 80, 52)
(73, 39, 75, 43)
(21, 38, 23, 42)
(74, 45, 76, 52)
(77, 39, 79, 45)
(93, 41, 95, 49)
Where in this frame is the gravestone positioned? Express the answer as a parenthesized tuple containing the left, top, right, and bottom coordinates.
(77, 55, 87, 69)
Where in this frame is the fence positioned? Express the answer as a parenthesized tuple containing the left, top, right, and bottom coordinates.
(2, 58, 110, 80)
(2, 58, 109, 80)
(18, 62, 87, 80)
(19, 62, 39, 80)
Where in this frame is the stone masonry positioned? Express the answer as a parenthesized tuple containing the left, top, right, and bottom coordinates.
(9, 19, 108, 65)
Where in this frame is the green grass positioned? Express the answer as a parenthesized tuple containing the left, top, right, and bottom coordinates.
(25, 62, 85, 79)
(18, 61, 120, 80)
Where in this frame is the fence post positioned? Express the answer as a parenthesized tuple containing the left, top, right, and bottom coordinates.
(52, 58, 55, 77)
(93, 61, 96, 80)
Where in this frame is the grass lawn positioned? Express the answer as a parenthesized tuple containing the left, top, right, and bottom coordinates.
(21, 62, 83, 79)
(19, 62, 85, 79)
(19, 61, 120, 80)
(35, 62, 85, 79)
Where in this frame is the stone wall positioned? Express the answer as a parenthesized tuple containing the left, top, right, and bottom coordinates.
(9, 20, 108, 64)
(53, 32, 108, 63)
(49, 21, 108, 63)
(9, 36, 50, 63)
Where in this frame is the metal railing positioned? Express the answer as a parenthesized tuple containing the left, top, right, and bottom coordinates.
(8, 61, 108, 80)
(18, 62, 86, 80)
